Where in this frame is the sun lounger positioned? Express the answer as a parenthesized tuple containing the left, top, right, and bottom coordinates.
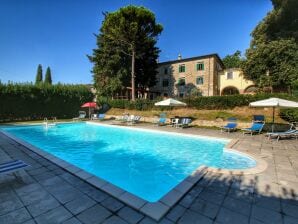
(221, 118, 238, 133)
(176, 118, 192, 128)
(156, 117, 167, 126)
(0, 160, 29, 180)
(73, 111, 86, 121)
(128, 115, 142, 125)
(242, 123, 264, 135)
(267, 129, 297, 141)
(91, 114, 105, 120)
(253, 115, 265, 123)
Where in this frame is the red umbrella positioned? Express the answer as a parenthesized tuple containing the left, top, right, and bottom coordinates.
(81, 102, 97, 108)
(81, 102, 97, 118)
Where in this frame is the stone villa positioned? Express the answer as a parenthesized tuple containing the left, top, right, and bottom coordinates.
(148, 53, 256, 99)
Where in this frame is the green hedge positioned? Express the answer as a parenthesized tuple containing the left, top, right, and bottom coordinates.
(0, 83, 94, 122)
(100, 93, 297, 110)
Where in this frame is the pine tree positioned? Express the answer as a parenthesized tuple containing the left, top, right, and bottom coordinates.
(44, 67, 52, 85)
(35, 64, 43, 84)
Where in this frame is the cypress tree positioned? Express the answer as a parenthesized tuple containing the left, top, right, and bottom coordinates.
(35, 64, 43, 84)
(44, 67, 52, 85)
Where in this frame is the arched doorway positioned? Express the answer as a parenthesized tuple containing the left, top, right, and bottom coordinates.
(221, 86, 240, 95)
(244, 85, 258, 94)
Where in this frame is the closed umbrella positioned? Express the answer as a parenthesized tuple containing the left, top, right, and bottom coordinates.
(81, 102, 97, 119)
(249, 97, 298, 131)
(154, 98, 186, 106)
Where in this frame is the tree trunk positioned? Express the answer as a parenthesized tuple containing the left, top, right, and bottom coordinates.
(131, 49, 136, 101)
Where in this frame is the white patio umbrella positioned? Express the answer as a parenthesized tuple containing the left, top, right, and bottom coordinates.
(249, 97, 298, 131)
(154, 98, 187, 106)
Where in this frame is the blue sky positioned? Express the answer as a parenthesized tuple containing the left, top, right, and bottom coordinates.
(0, 0, 272, 84)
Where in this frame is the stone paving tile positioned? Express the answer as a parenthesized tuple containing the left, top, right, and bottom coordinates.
(117, 206, 144, 224)
(62, 217, 82, 224)
(26, 194, 60, 217)
(198, 188, 226, 205)
(281, 202, 298, 219)
(251, 205, 283, 224)
(254, 194, 281, 212)
(216, 207, 249, 224)
(283, 215, 298, 224)
(23, 219, 37, 224)
(178, 210, 213, 224)
(223, 196, 251, 216)
(166, 205, 186, 222)
(0, 207, 32, 224)
(0, 194, 24, 216)
(77, 204, 112, 224)
(102, 215, 129, 224)
(190, 197, 220, 219)
(101, 196, 125, 212)
(34, 206, 72, 224)
(65, 194, 96, 215)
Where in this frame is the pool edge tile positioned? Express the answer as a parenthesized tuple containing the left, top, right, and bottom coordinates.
(140, 202, 169, 221)
(119, 192, 146, 210)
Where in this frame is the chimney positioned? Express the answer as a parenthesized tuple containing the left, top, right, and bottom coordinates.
(178, 53, 182, 60)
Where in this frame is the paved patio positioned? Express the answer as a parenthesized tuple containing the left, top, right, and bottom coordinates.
(0, 123, 297, 224)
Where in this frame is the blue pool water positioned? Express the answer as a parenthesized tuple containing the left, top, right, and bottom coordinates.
(2, 123, 256, 202)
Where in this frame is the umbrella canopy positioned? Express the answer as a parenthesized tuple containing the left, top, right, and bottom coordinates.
(81, 102, 97, 119)
(249, 98, 298, 108)
(154, 98, 186, 106)
(81, 102, 97, 108)
(249, 97, 298, 132)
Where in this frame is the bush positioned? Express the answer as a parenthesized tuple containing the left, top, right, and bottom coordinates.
(280, 109, 298, 123)
(0, 83, 94, 122)
(101, 93, 298, 111)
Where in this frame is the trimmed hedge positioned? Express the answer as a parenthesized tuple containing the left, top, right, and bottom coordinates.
(0, 83, 94, 121)
(100, 93, 298, 110)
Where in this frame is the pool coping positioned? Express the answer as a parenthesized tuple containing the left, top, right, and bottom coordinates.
(0, 123, 267, 221)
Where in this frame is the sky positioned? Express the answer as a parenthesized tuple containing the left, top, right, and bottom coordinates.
(0, 0, 272, 84)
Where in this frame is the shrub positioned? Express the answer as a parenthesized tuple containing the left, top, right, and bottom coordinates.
(0, 83, 93, 122)
(280, 109, 298, 123)
(101, 93, 297, 111)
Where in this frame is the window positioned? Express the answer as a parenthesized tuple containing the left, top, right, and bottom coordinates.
(179, 64, 185, 73)
(162, 79, 169, 87)
(227, 72, 233, 79)
(178, 78, 185, 86)
(196, 62, 204, 71)
(164, 68, 168, 74)
(196, 76, 204, 85)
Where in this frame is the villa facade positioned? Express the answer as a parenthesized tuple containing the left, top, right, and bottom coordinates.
(149, 54, 256, 98)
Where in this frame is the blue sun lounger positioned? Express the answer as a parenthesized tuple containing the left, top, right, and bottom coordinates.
(0, 160, 29, 177)
(157, 117, 167, 126)
(221, 118, 238, 133)
(242, 123, 264, 135)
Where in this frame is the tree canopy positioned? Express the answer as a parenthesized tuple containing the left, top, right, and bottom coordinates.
(44, 67, 52, 85)
(222, 50, 244, 68)
(242, 0, 298, 92)
(89, 5, 163, 100)
(35, 64, 43, 84)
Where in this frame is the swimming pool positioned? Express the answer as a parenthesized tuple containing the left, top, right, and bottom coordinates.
(2, 122, 256, 202)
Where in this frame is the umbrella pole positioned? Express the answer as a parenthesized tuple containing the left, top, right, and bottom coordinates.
(272, 107, 275, 132)
(89, 107, 91, 119)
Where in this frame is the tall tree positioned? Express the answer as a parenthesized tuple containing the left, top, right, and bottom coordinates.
(35, 64, 43, 84)
(44, 67, 52, 85)
(242, 0, 298, 92)
(222, 50, 244, 68)
(89, 6, 163, 101)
